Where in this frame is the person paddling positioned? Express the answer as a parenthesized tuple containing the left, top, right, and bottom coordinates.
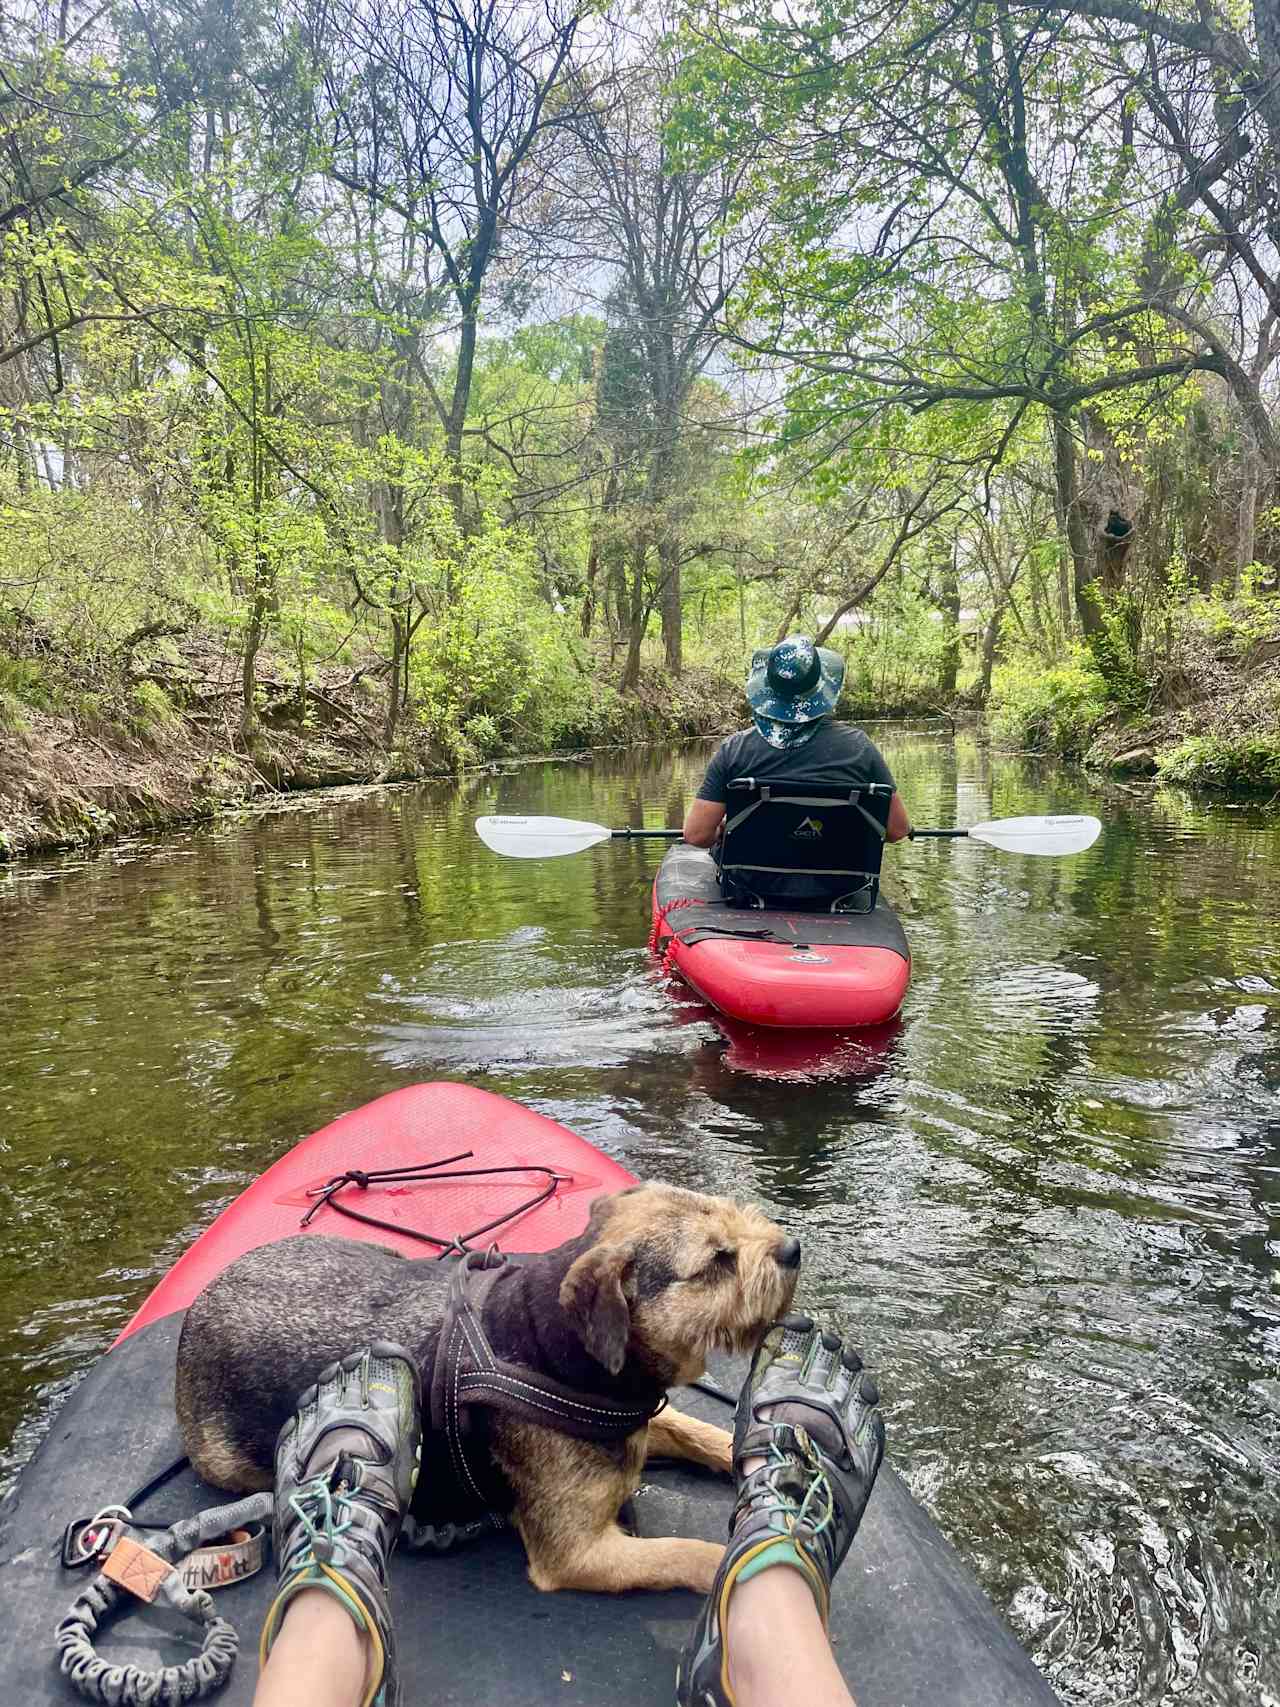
(681, 635, 912, 860)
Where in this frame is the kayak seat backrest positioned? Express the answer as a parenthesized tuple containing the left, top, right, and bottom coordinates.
(715, 777, 894, 912)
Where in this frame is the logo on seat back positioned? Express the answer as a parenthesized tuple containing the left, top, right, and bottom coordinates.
(792, 817, 824, 839)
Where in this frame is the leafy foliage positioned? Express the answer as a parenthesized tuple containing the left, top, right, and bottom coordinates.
(0, 0, 1277, 788)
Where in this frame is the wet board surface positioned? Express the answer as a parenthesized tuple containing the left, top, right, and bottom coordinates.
(0, 1083, 1058, 1706)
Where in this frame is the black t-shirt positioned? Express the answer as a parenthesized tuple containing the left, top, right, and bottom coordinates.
(696, 720, 896, 803)
(694, 721, 897, 906)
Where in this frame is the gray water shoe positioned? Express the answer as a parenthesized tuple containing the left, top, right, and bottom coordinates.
(260, 1342, 421, 1707)
(676, 1314, 884, 1707)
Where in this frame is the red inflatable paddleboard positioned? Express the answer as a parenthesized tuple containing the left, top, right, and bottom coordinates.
(119, 1081, 634, 1344)
(652, 844, 911, 1029)
(2, 1082, 1058, 1707)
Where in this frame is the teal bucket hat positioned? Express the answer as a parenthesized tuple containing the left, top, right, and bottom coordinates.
(746, 635, 844, 748)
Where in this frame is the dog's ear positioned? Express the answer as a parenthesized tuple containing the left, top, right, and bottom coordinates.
(559, 1241, 636, 1375)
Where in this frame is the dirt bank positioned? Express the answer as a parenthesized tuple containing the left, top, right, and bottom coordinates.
(0, 661, 744, 861)
(1082, 651, 1280, 791)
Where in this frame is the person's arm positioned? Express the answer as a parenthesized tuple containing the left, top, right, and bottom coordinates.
(682, 798, 726, 847)
(886, 792, 911, 843)
(863, 737, 910, 843)
(684, 742, 730, 845)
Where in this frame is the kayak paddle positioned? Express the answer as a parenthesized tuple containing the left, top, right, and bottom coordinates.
(908, 814, 1101, 855)
(475, 812, 1101, 859)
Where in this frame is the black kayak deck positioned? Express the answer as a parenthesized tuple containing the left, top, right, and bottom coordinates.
(654, 844, 909, 956)
(0, 1312, 1059, 1706)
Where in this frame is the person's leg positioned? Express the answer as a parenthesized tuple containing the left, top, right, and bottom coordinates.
(725, 1565, 854, 1707)
(254, 1342, 422, 1707)
(255, 1589, 370, 1707)
(677, 1316, 884, 1707)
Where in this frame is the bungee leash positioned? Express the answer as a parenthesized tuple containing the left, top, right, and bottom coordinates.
(57, 1490, 273, 1705)
(54, 1149, 590, 1700)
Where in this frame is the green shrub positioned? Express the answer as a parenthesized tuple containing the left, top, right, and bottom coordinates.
(988, 652, 1108, 754)
(460, 712, 502, 757)
(126, 680, 179, 738)
(1156, 735, 1280, 791)
(0, 689, 29, 732)
(0, 656, 55, 711)
(1084, 587, 1152, 710)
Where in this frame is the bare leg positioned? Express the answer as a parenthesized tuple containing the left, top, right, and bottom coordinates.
(254, 1589, 371, 1707)
(726, 1567, 856, 1707)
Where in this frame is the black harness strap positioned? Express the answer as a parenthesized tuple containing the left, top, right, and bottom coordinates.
(430, 1252, 666, 1517)
(671, 923, 813, 949)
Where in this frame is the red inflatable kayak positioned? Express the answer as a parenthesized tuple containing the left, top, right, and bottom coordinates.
(652, 844, 911, 1029)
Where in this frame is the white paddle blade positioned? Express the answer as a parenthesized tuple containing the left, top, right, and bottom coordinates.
(474, 815, 613, 859)
(968, 814, 1102, 856)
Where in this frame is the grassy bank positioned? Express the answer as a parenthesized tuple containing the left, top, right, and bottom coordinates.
(987, 599, 1280, 793)
(0, 635, 743, 860)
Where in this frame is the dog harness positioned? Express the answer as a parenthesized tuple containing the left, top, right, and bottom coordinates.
(424, 1249, 667, 1525)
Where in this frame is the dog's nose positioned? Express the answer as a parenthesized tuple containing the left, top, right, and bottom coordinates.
(775, 1236, 802, 1270)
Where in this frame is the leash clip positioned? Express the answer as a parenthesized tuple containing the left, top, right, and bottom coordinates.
(61, 1504, 132, 1570)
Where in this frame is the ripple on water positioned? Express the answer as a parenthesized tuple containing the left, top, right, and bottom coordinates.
(2, 738, 1280, 1704)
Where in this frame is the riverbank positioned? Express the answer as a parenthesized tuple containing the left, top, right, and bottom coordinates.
(988, 607, 1280, 793)
(1081, 657, 1280, 790)
(0, 654, 744, 860)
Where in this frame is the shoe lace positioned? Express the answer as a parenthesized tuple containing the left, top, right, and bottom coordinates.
(757, 1427, 835, 1549)
(288, 1470, 357, 1570)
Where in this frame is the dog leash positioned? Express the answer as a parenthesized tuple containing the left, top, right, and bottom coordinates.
(57, 1490, 274, 1704)
(62, 1452, 269, 1588)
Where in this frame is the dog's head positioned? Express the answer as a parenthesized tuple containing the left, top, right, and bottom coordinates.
(558, 1184, 800, 1382)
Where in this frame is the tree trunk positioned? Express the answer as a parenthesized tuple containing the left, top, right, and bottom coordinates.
(621, 543, 649, 693)
(442, 305, 479, 554)
(384, 610, 406, 749)
(978, 605, 1003, 703)
(581, 538, 600, 637)
(647, 423, 682, 676)
(1232, 441, 1261, 586)
(1052, 413, 1099, 637)
(241, 583, 268, 745)
(377, 477, 408, 749)
(582, 468, 618, 638)
(659, 536, 682, 674)
(936, 549, 961, 699)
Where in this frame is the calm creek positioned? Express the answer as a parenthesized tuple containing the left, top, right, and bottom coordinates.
(1, 730, 1278, 1705)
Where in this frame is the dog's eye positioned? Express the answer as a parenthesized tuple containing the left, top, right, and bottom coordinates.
(704, 1249, 738, 1276)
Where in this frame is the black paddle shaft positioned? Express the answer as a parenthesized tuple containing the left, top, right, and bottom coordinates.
(612, 826, 968, 842)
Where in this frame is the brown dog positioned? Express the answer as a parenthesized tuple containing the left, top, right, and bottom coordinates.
(175, 1183, 801, 1594)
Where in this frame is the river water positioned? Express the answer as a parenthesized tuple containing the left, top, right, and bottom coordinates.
(1, 731, 1278, 1705)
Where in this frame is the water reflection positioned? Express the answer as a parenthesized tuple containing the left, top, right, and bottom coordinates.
(1, 732, 1279, 1706)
